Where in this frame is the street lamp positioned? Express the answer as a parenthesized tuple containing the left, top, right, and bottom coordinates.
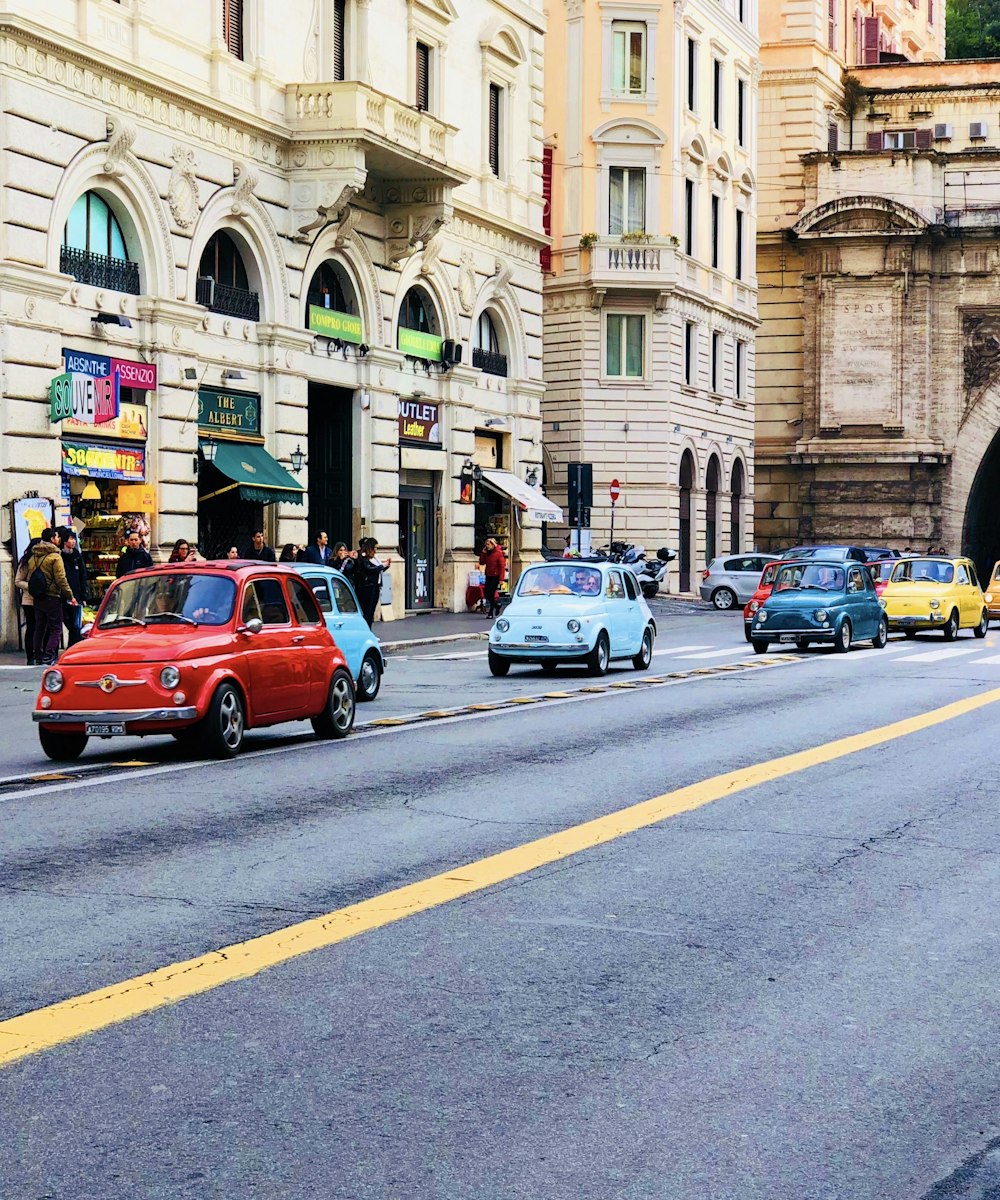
(289, 444, 306, 474)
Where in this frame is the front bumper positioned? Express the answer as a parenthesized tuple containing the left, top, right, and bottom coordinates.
(753, 627, 836, 643)
(490, 641, 589, 661)
(886, 614, 944, 628)
(34, 706, 198, 726)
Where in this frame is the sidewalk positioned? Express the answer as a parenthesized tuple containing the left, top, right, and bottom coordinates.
(377, 609, 491, 651)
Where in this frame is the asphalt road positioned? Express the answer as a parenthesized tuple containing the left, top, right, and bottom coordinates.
(2, 603, 1000, 1198)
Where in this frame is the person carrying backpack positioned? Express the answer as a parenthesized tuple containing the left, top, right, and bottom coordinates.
(14, 537, 41, 665)
(27, 528, 77, 666)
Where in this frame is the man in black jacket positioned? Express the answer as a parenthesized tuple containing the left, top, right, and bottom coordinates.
(116, 530, 154, 577)
(60, 528, 89, 645)
(247, 529, 276, 562)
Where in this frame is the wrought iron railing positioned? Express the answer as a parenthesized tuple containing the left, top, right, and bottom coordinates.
(196, 276, 260, 322)
(472, 347, 508, 377)
(60, 246, 140, 295)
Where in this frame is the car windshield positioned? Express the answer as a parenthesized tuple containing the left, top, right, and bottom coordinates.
(772, 563, 845, 592)
(98, 573, 237, 628)
(761, 563, 778, 585)
(891, 559, 954, 585)
(518, 565, 603, 596)
(870, 561, 895, 583)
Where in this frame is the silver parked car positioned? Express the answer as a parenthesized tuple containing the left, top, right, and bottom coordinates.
(699, 554, 772, 610)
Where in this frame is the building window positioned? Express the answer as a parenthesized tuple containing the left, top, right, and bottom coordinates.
(737, 78, 747, 147)
(473, 311, 508, 377)
(730, 459, 744, 552)
(684, 178, 695, 256)
(416, 41, 431, 111)
(609, 167, 645, 235)
(883, 129, 916, 149)
(223, 0, 243, 59)
(712, 59, 723, 130)
(684, 321, 696, 385)
(61, 191, 140, 295)
(333, 0, 346, 80)
(686, 37, 697, 111)
(197, 230, 259, 320)
(710, 194, 721, 269)
(611, 22, 646, 95)
(606, 314, 644, 378)
(400, 286, 438, 334)
(735, 207, 745, 280)
(305, 260, 358, 320)
(711, 331, 721, 393)
(828, 121, 839, 152)
(735, 339, 747, 399)
(828, 0, 837, 50)
(706, 457, 720, 565)
(488, 83, 503, 177)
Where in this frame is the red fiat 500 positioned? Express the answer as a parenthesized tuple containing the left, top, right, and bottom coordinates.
(33, 562, 356, 761)
(742, 560, 783, 642)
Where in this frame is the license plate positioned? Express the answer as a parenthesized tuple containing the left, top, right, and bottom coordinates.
(779, 634, 797, 643)
(524, 634, 549, 643)
(85, 722, 126, 736)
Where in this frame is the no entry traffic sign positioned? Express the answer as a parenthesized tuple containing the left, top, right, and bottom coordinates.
(609, 478, 620, 504)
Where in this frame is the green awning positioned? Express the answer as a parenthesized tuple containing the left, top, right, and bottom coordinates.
(199, 440, 305, 506)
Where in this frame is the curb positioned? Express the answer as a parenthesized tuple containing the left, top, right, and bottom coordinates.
(382, 631, 489, 653)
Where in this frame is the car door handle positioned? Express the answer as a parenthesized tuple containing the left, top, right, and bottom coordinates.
(292, 635, 305, 644)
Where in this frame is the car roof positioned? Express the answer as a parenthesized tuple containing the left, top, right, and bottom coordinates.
(131, 561, 301, 575)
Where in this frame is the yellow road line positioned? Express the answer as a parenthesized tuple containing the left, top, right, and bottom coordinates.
(3, 685, 998, 1069)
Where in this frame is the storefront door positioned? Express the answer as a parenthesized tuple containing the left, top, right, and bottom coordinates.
(400, 488, 434, 610)
(308, 383, 354, 546)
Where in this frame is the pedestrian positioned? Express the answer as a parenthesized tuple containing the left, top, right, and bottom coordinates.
(59, 527, 88, 646)
(226, 545, 239, 560)
(332, 541, 356, 578)
(14, 537, 41, 665)
(116, 529, 153, 577)
(247, 529, 276, 562)
(902, 546, 912, 555)
(279, 543, 299, 563)
(353, 537, 391, 628)
(479, 536, 507, 617)
(300, 530, 332, 564)
(27, 528, 78, 666)
(168, 538, 191, 564)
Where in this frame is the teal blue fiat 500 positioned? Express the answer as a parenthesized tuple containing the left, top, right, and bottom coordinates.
(750, 559, 888, 654)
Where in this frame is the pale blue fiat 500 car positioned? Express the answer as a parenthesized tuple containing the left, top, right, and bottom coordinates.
(295, 565, 386, 701)
(488, 560, 656, 677)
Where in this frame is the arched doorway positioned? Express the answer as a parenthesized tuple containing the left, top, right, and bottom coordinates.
(963, 429, 1000, 582)
(730, 459, 745, 553)
(679, 450, 695, 592)
(705, 455, 721, 565)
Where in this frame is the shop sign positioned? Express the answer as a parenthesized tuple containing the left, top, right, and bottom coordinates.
(62, 349, 157, 391)
(117, 483, 156, 512)
(198, 388, 260, 436)
(49, 372, 119, 425)
(308, 305, 363, 343)
(61, 440, 145, 482)
(399, 398, 440, 445)
(397, 327, 443, 362)
(65, 400, 148, 442)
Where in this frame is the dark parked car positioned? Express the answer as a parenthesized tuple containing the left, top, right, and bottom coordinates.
(780, 545, 868, 564)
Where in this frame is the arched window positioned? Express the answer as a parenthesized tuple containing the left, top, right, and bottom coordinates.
(399, 286, 438, 335)
(61, 191, 139, 294)
(679, 450, 695, 593)
(730, 459, 745, 553)
(306, 260, 358, 317)
(473, 310, 508, 377)
(706, 455, 721, 564)
(197, 231, 259, 320)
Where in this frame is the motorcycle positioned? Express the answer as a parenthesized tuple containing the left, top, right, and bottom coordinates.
(630, 546, 676, 599)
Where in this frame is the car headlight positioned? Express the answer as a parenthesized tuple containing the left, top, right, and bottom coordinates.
(756, 611, 768, 624)
(929, 599, 940, 610)
(43, 669, 64, 693)
(567, 619, 581, 633)
(749, 600, 760, 613)
(814, 609, 828, 622)
(159, 665, 181, 688)
(986, 592, 994, 603)
(496, 618, 510, 633)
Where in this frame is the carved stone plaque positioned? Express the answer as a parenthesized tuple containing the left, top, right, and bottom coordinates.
(819, 282, 900, 426)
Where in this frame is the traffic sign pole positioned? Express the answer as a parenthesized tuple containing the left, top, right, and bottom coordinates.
(609, 479, 620, 548)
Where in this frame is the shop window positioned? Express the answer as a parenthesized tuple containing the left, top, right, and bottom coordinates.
(611, 22, 646, 96)
(473, 311, 508, 377)
(61, 192, 140, 295)
(399, 285, 438, 334)
(609, 167, 645, 236)
(197, 231, 259, 321)
(606, 313, 644, 378)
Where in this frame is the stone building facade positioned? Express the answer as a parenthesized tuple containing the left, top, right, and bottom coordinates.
(0, 0, 547, 648)
(542, 0, 759, 591)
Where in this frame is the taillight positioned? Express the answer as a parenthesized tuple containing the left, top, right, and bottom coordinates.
(701, 569, 711, 581)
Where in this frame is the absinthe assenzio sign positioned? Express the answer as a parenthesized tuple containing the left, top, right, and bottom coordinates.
(398, 398, 440, 445)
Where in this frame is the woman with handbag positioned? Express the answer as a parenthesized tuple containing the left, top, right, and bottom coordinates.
(479, 537, 507, 618)
(14, 537, 41, 665)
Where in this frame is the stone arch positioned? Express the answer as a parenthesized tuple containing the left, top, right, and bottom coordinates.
(792, 195, 930, 238)
(729, 453, 748, 554)
(711, 151, 734, 183)
(479, 21, 527, 66)
(681, 131, 708, 165)
(677, 445, 698, 593)
(188, 188, 289, 324)
(49, 143, 175, 298)
(592, 117, 667, 147)
(954, 384, 1000, 578)
(392, 251, 459, 342)
(298, 233, 384, 346)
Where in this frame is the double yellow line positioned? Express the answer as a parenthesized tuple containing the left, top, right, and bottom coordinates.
(2, 684, 996, 1070)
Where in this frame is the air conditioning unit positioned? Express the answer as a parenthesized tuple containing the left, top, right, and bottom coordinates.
(970, 121, 988, 140)
(933, 123, 953, 141)
(196, 275, 215, 306)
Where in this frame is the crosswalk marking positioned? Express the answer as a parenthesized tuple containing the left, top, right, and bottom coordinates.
(652, 645, 711, 658)
(965, 654, 1000, 665)
(895, 646, 983, 663)
(674, 647, 752, 660)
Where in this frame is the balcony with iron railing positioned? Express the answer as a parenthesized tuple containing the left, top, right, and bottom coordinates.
(472, 347, 508, 377)
(196, 276, 260, 322)
(60, 246, 140, 295)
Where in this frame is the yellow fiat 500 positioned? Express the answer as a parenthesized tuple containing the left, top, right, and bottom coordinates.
(983, 561, 1000, 627)
(880, 556, 989, 640)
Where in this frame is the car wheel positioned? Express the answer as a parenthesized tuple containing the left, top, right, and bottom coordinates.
(942, 609, 959, 641)
(357, 651, 382, 702)
(199, 682, 245, 758)
(873, 617, 888, 649)
(712, 587, 737, 611)
(312, 667, 356, 739)
(38, 727, 88, 762)
(488, 650, 511, 677)
(751, 639, 768, 655)
(975, 609, 989, 639)
(540, 662, 559, 676)
(835, 619, 852, 653)
(632, 626, 654, 671)
(904, 628, 917, 639)
(586, 632, 610, 676)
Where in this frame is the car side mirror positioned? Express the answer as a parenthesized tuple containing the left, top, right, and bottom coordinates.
(240, 617, 263, 634)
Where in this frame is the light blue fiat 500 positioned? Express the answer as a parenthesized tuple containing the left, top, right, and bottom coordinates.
(488, 560, 656, 677)
(295, 565, 386, 701)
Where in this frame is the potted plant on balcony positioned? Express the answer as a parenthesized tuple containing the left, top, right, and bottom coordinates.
(620, 230, 651, 244)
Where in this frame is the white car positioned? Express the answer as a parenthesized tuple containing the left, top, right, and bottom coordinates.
(488, 560, 656, 677)
(699, 554, 772, 610)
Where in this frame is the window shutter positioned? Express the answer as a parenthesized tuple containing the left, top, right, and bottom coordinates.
(333, 0, 346, 81)
(415, 42, 430, 112)
(540, 146, 553, 272)
(488, 83, 501, 177)
(828, 122, 839, 153)
(862, 16, 880, 64)
(915, 127, 933, 150)
(866, 131, 883, 151)
(224, 0, 243, 59)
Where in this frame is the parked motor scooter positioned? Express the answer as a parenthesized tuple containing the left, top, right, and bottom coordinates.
(631, 547, 676, 599)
